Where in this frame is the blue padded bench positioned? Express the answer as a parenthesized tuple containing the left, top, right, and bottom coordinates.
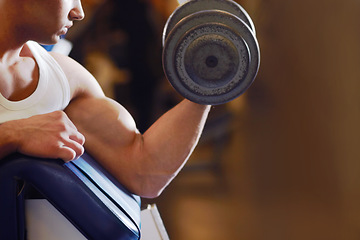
(0, 152, 141, 240)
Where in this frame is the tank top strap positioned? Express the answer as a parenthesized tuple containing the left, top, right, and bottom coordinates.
(0, 41, 71, 123)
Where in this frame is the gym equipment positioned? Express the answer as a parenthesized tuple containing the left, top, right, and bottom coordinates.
(0, 153, 141, 240)
(162, 0, 260, 105)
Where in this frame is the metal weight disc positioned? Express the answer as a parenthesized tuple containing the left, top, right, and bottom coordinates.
(162, 0, 256, 47)
(163, 10, 260, 105)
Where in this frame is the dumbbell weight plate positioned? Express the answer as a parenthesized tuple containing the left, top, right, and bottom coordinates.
(163, 10, 260, 105)
(162, 0, 256, 47)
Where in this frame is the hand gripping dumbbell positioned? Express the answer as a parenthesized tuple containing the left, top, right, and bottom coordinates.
(162, 0, 260, 105)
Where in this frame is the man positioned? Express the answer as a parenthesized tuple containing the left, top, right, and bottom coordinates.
(0, 0, 210, 198)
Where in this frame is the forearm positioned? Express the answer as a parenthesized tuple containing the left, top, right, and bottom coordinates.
(139, 99, 210, 195)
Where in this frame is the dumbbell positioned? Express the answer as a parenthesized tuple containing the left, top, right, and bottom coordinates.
(162, 0, 260, 105)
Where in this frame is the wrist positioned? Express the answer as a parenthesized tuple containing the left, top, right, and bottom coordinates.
(0, 121, 20, 157)
(183, 99, 212, 111)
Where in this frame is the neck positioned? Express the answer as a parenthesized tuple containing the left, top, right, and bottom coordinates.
(0, 19, 30, 65)
(0, 1, 29, 65)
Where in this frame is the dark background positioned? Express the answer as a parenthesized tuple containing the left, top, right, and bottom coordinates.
(66, 0, 360, 239)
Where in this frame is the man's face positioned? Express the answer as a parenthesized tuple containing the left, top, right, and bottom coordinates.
(21, 0, 84, 44)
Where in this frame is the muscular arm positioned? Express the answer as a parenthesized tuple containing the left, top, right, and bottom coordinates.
(66, 97, 210, 198)
(53, 53, 211, 198)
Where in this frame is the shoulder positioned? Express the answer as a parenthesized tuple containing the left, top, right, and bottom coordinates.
(49, 52, 105, 99)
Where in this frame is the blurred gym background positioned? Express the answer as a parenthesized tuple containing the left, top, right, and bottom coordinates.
(65, 0, 360, 239)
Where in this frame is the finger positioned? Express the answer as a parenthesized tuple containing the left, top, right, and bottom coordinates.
(56, 147, 77, 162)
(61, 112, 86, 145)
(69, 131, 86, 145)
(63, 139, 85, 160)
(60, 111, 82, 134)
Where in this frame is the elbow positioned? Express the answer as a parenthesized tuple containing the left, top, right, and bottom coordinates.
(128, 183, 164, 199)
(136, 187, 164, 199)
(127, 172, 175, 199)
(131, 179, 170, 199)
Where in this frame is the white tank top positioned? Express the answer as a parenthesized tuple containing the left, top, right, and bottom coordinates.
(0, 41, 71, 123)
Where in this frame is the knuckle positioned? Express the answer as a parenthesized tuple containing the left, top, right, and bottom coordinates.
(53, 111, 70, 124)
(76, 132, 86, 144)
(58, 123, 69, 132)
(54, 121, 71, 133)
(51, 110, 66, 119)
(74, 140, 84, 152)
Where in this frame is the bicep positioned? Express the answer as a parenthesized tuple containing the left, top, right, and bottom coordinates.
(65, 97, 141, 158)
(65, 97, 144, 192)
(51, 52, 147, 191)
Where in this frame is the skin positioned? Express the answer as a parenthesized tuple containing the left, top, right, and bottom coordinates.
(0, 0, 211, 198)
